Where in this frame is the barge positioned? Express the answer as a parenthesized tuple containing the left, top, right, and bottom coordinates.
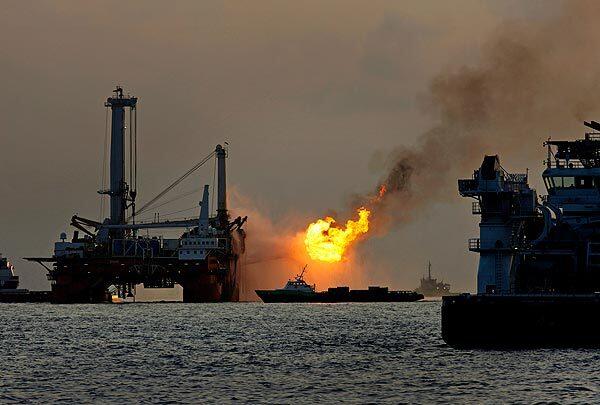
(257, 266, 424, 303)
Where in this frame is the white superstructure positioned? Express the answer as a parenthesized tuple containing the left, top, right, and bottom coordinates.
(0, 254, 19, 290)
(277, 266, 315, 293)
(459, 156, 536, 294)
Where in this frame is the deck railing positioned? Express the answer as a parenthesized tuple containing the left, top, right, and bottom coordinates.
(544, 160, 585, 169)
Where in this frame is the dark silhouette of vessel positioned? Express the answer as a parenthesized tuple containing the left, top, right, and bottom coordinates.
(444, 122, 600, 347)
(0, 254, 51, 302)
(256, 266, 424, 303)
(415, 262, 451, 297)
(0, 255, 19, 290)
(25, 88, 246, 303)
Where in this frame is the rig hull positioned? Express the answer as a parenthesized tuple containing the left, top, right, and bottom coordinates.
(179, 257, 241, 303)
(442, 294, 600, 348)
(48, 253, 243, 304)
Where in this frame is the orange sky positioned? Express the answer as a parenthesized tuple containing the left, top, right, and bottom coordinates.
(0, 1, 570, 295)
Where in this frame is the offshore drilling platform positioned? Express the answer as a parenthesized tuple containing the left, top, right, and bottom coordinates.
(27, 87, 246, 303)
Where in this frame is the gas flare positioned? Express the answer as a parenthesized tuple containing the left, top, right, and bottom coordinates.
(304, 207, 370, 263)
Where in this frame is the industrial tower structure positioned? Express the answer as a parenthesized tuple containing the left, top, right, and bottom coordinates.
(458, 156, 536, 294)
(103, 87, 137, 237)
(27, 88, 247, 303)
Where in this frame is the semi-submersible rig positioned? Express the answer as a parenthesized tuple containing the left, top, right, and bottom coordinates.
(443, 121, 600, 347)
(27, 88, 246, 303)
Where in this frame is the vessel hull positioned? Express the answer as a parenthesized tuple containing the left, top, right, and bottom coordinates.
(442, 294, 600, 348)
(256, 290, 424, 303)
(0, 290, 52, 303)
(0, 280, 19, 290)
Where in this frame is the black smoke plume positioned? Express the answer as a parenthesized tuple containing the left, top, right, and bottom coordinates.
(364, 1, 600, 231)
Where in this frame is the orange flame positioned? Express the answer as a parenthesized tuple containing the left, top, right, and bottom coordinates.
(304, 207, 370, 263)
(378, 184, 387, 199)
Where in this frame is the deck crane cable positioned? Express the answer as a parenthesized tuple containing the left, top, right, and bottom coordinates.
(137, 205, 199, 222)
(132, 150, 216, 219)
(136, 206, 199, 223)
(139, 186, 203, 213)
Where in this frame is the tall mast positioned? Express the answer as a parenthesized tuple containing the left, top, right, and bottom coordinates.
(104, 87, 137, 237)
(216, 144, 228, 229)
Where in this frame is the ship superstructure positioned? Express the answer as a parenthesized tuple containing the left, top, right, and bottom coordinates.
(443, 121, 600, 347)
(458, 121, 600, 294)
(0, 255, 19, 290)
(27, 87, 247, 303)
(279, 266, 316, 293)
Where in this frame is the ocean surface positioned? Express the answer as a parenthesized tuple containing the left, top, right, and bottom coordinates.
(1, 301, 599, 403)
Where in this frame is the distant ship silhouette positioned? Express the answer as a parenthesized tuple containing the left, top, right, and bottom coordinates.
(415, 262, 451, 297)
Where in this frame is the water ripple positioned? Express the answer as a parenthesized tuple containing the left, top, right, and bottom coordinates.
(0, 302, 597, 403)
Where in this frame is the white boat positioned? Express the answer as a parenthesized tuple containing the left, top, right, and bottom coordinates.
(0, 254, 19, 290)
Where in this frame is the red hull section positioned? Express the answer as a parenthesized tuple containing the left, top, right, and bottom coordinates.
(47, 255, 242, 303)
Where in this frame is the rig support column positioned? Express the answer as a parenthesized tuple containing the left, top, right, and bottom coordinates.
(199, 184, 210, 230)
(216, 144, 228, 229)
(104, 87, 137, 237)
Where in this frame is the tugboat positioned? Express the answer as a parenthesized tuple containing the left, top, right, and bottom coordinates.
(443, 121, 600, 347)
(255, 265, 317, 302)
(415, 262, 451, 297)
(256, 265, 424, 303)
(0, 255, 19, 290)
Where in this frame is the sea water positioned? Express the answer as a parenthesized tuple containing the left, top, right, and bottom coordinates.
(1, 302, 598, 403)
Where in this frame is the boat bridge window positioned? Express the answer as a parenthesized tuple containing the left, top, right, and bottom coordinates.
(544, 176, 600, 190)
(576, 177, 594, 188)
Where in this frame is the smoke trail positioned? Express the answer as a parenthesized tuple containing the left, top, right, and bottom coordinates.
(365, 0, 600, 230)
(236, 1, 600, 297)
